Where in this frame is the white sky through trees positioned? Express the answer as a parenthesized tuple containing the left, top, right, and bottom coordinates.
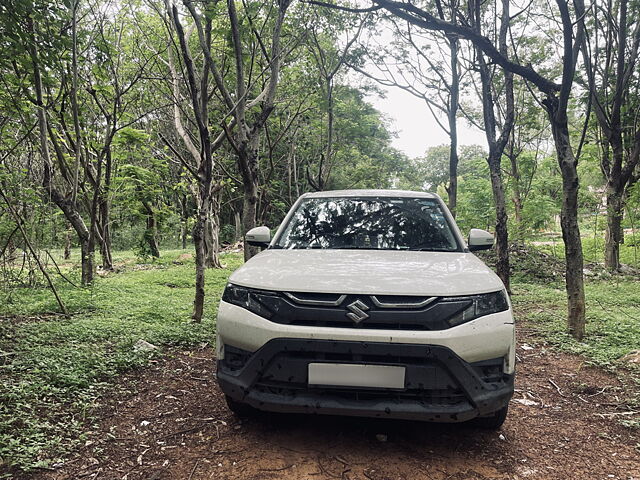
(367, 85, 487, 158)
(347, 15, 489, 159)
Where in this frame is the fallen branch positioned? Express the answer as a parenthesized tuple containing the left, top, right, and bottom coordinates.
(548, 379, 566, 397)
(259, 464, 294, 472)
(187, 459, 200, 480)
(595, 411, 639, 417)
(45, 249, 79, 287)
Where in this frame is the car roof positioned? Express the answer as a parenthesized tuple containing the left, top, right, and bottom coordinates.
(301, 189, 439, 199)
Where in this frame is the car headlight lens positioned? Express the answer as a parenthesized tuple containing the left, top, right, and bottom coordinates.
(222, 284, 274, 319)
(446, 290, 509, 327)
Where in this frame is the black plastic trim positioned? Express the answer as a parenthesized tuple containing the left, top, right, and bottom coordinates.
(217, 339, 514, 422)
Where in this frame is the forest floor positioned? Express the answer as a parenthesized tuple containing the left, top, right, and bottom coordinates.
(25, 327, 640, 480)
(2, 248, 640, 479)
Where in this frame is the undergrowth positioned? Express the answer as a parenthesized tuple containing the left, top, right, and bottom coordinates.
(0, 250, 241, 474)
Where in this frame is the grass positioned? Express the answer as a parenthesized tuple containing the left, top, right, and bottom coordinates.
(511, 278, 640, 368)
(1, 245, 639, 473)
(511, 274, 640, 428)
(0, 249, 242, 474)
(533, 234, 640, 267)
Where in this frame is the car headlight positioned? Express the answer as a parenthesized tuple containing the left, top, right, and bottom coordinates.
(222, 284, 274, 319)
(446, 290, 509, 327)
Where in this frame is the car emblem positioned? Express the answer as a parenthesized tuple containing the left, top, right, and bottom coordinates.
(346, 300, 370, 323)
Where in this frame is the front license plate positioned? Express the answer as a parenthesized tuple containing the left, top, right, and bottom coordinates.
(308, 363, 406, 389)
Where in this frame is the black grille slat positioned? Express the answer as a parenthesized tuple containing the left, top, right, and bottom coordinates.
(256, 292, 472, 331)
(253, 383, 467, 406)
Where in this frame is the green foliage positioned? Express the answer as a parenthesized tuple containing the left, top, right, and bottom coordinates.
(512, 279, 640, 368)
(0, 250, 242, 472)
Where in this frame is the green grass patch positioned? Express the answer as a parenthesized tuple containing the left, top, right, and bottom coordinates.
(512, 279, 640, 368)
(533, 235, 640, 267)
(0, 249, 242, 473)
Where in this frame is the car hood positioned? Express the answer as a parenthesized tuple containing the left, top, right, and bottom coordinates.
(229, 249, 504, 296)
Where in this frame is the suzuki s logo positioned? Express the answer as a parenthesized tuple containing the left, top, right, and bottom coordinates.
(346, 300, 370, 323)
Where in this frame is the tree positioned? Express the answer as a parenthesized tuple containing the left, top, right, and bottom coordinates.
(353, 12, 463, 215)
(470, 0, 515, 291)
(3, 0, 96, 285)
(313, 0, 587, 338)
(579, 0, 640, 271)
(306, 12, 367, 190)
(180, 0, 293, 261)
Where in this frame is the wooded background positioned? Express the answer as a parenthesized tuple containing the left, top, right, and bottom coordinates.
(1, 0, 639, 339)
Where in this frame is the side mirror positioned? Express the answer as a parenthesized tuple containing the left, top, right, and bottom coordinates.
(468, 228, 494, 251)
(245, 226, 271, 249)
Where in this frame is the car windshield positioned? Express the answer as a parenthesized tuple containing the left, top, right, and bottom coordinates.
(274, 196, 460, 251)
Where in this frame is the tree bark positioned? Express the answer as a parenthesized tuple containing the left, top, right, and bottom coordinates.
(473, 0, 514, 291)
(604, 187, 623, 270)
(225, 0, 290, 261)
(170, 4, 219, 321)
(233, 207, 243, 243)
(509, 148, 523, 224)
(446, 37, 459, 217)
(180, 195, 188, 249)
(204, 194, 222, 268)
(98, 196, 113, 269)
(142, 201, 160, 258)
(488, 155, 510, 291)
(192, 195, 208, 323)
(578, 0, 639, 271)
(239, 145, 260, 261)
(548, 112, 586, 339)
(98, 148, 114, 270)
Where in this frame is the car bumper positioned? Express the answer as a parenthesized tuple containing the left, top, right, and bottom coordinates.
(216, 338, 514, 422)
(216, 301, 516, 374)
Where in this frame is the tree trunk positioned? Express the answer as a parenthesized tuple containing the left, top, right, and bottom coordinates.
(99, 149, 114, 270)
(80, 236, 93, 285)
(143, 202, 160, 259)
(488, 155, 510, 292)
(550, 116, 586, 339)
(98, 196, 113, 269)
(204, 195, 222, 268)
(446, 37, 460, 217)
(240, 145, 260, 261)
(234, 208, 242, 242)
(510, 152, 523, 224)
(242, 180, 259, 261)
(28, 17, 94, 285)
(474, 0, 513, 292)
(604, 187, 623, 270)
(192, 200, 207, 322)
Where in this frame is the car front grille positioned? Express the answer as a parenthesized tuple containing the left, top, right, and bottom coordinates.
(253, 291, 474, 330)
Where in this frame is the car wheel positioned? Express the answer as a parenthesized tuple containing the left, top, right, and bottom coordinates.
(470, 404, 509, 429)
(225, 395, 258, 418)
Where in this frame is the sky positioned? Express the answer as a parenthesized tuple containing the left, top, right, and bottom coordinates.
(365, 83, 488, 159)
(349, 16, 489, 159)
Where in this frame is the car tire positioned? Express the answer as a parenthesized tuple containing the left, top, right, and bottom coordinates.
(225, 395, 258, 418)
(470, 405, 509, 429)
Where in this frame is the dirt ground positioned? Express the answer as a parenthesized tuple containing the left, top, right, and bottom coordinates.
(25, 327, 640, 480)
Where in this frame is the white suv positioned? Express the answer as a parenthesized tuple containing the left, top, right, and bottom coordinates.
(216, 190, 515, 428)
